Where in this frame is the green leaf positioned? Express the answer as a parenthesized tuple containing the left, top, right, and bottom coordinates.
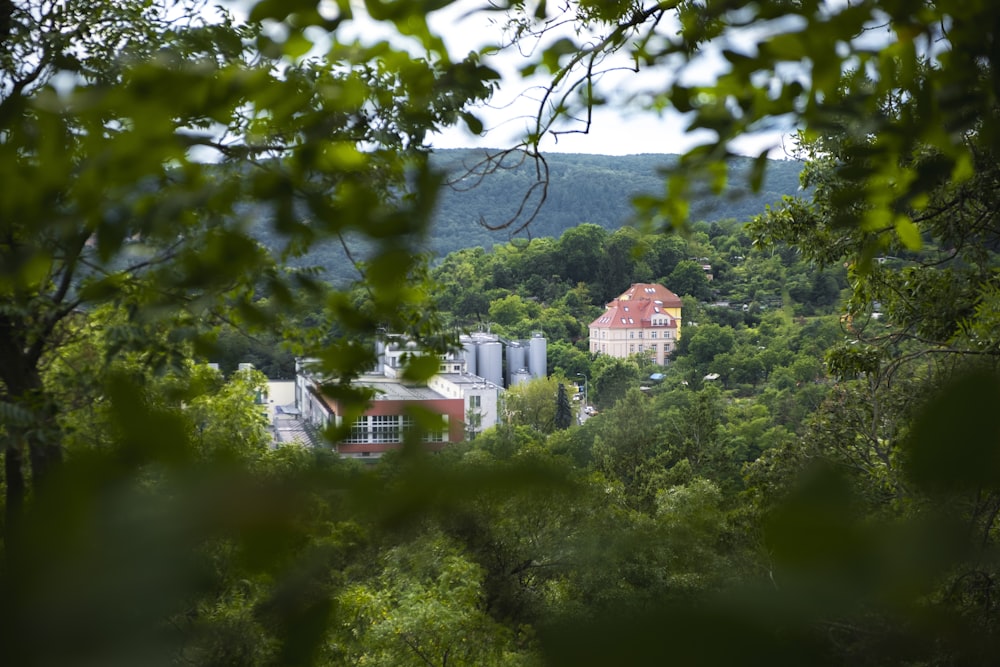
(894, 215, 922, 250)
(906, 370, 1000, 492)
(460, 111, 484, 135)
(541, 38, 579, 74)
(401, 353, 441, 382)
(283, 31, 315, 59)
(762, 32, 806, 61)
(749, 149, 769, 192)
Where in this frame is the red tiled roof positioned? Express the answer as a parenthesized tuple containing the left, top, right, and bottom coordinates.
(589, 283, 682, 329)
(617, 283, 682, 307)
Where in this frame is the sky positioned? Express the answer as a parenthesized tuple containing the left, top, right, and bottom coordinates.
(419, 2, 795, 157)
(234, 0, 795, 157)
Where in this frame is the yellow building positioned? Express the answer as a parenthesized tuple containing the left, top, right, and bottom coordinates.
(588, 283, 683, 365)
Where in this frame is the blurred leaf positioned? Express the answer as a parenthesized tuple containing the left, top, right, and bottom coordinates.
(906, 369, 1000, 492)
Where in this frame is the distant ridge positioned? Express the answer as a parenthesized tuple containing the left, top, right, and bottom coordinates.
(428, 148, 803, 257)
(249, 150, 804, 283)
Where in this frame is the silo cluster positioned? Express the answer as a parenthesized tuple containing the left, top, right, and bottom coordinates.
(459, 332, 548, 389)
(459, 333, 504, 387)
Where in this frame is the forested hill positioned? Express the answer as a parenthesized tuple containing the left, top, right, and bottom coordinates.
(249, 150, 804, 283)
(427, 148, 804, 257)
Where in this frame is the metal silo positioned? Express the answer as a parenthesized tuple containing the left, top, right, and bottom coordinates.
(374, 338, 386, 374)
(528, 332, 547, 379)
(461, 338, 478, 376)
(510, 368, 531, 386)
(506, 341, 526, 386)
(477, 341, 503, 387)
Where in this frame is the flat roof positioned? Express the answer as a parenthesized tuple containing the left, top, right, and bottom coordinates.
(434, 372, 500, 388)
(356, 376, 449, 401)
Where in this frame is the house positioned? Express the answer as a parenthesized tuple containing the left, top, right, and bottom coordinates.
(588, 283, 683, 365)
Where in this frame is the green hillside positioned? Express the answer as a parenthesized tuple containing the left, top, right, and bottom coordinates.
(261, 150, 804, 283)
(428, 149, 803, 256)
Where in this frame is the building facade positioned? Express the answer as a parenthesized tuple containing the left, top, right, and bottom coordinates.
(320, 377, 466, 459)
(294, 337, 503, 459)
(588, 283, 683, 365)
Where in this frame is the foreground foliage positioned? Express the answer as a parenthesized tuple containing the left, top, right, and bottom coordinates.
(3, 0, 1000, 666)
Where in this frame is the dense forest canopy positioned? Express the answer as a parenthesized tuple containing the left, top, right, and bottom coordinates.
(2, 0, 1000, 665)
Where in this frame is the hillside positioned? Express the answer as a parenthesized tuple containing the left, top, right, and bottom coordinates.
(427, 149, 803, 256)
(252, 150, 804, 283)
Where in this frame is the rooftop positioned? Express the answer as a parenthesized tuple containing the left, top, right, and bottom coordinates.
(434, 372, 501, 389)
(589, 283, 682, 330)
(617, 283, 682, 307)
(349, 375, 448, 401)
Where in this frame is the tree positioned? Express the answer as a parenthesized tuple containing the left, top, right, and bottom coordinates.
(590, 388, 666, 512)
(503, 1, 1000, 245)
(0, 0, 498, 531)
(555, 382, 573, 430)
(0, 1, 504, 663)
(491, 2, 1000, 659)
(11, 0, 1000, 665)
(338, 530, 522, 666)
(546, 340, 591, 378)
(558, 222, 608, 286)
(488, 294, 535, 328)
(503, 376, 564, 434)
(684, 324, 736, 368)
(645, 234, 687, 280)
(667, 260, 712, 301)
(590, 355, 640, 410)
(596, 227, 643, 302)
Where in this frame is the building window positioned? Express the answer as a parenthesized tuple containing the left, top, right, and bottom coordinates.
(638, 331, 643, 338)
(346, 416, 368, 444)
(651, 331, 657, 339)
(638, 344, 644, 352)
(630, 344, 635, 352)
(470, 395, 481, 409)
(371, 414, 399, 443)
(424, 428, 446, 443)
(629, 331, 635, 339)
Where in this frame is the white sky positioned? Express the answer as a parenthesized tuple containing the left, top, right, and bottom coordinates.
(420, 2, 794, 157)
(234, 0, 795, 157)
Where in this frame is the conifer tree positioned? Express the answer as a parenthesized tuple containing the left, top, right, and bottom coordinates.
(555, 382, 573, 430)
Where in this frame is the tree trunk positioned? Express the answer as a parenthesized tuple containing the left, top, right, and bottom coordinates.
(4, 444, 25, 543)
